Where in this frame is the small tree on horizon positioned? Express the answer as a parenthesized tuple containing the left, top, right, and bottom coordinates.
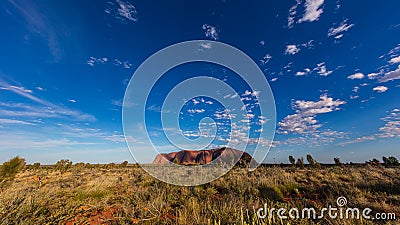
(306, 154, 317, 166)
(383, 156, 400, 167)
(56, 159, 72, 172)
(32, 162, 41, 169)
(334, 157, 341, 166)
(120, 161, 129, 168)
(0, 156, 26, 182)
(296, 157, 304, 168)
(289, 156, 295, 166)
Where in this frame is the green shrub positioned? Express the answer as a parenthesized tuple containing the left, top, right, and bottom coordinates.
(0, 156, 26, 182)
(55, 159, 72, 172)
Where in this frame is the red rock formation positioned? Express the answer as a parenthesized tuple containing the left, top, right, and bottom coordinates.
(153, 147, 254, 166)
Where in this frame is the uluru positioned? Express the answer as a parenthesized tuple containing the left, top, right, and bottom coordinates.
(153, 147, 254, 166)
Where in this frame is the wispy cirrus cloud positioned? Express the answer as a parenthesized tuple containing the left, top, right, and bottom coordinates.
(287, 0, 302, 28)
(8, 0, 63, 61)
(339, 109, 400, 146)
(314, 62, 332, 76)
(328, 19, 354, 39)
(0, 118, 36, 126)
(87, 57, 132, 69)
(105, 0, 138, 23)
(87, 57, 108, 66)
(0, 79, 96, 122)
(379, 109, 400, 138)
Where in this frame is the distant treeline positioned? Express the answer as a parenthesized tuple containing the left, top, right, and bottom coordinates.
(1, 154, 399, 184)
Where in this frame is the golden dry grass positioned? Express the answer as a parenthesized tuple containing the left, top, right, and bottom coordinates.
(0, 164, 399, 224)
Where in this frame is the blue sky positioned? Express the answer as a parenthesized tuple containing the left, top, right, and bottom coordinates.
(0, 0, 399, 164)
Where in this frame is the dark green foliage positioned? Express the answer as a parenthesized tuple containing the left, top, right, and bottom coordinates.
(334, 157, 341, 166)
(120, 161, 129, 168)
(288, 155, 295, 165)
(383, 156, 400, 167)
(32, 162, 41, 169)
(0, 157, 26, 181)
(296, 157, 304, 168)
(55, 159, 72, 172)
(306, 154, 316, 166)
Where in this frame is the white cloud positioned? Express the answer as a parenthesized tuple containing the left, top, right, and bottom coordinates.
(314, 62, 332, 76)
(350, 95, 359, 100)
(214, 109, 235, 120)
(36, 86, 44, 91)
(295, 68, 311, 76)
(380, 44, 400, 60)
(8, 1, 63, 61)
(0, 118, 35, 126)
(278, 94, 346, 134)
(298, 0, 324, 23)
(202, 24, 219, 40)
(378, 109, 400, 138)
(252, 90, 260, 97)
(373, 86, 388, 93)
(379, 66, 400, 83)
(242, 90, 252, 96)
(301, 40, 314, 48)
(367, 72, 380, 79)
(87, 57, 108, 66)
(111, 99, 123, 107)
(200, 42, 212, 49)
(260, 54, 272, 65)
(389, 56, 400, 64)
(87, 57, 131, 69)
(271, 78, 278, 82)
(0, 79, 95, 122)
(1, 85, 33, 93)
(328, 19, 354, 38)
(188, 109, 205, 114)
(106, 0, 138, 23)
(285, 45, 300, 55)
(192, 98, 200, 105)
(287, 0, 302, 28)
(347, 72, 365, 80)
(339, 109, 400, 145)
(113, 59, 132, 69)
(146, 104, 170, 113)
(334, 34, 343, 39)
(284, 130, 346, 147)
(339, 135, 376, 146)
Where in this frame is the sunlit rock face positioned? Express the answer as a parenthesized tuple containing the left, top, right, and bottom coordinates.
(153, 147, 254, 166)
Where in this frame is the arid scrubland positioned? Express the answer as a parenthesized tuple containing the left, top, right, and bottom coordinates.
(1, 159, 399, 224)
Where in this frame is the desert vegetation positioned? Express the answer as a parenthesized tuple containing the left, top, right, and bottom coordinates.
(0, 155, 399, 224)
